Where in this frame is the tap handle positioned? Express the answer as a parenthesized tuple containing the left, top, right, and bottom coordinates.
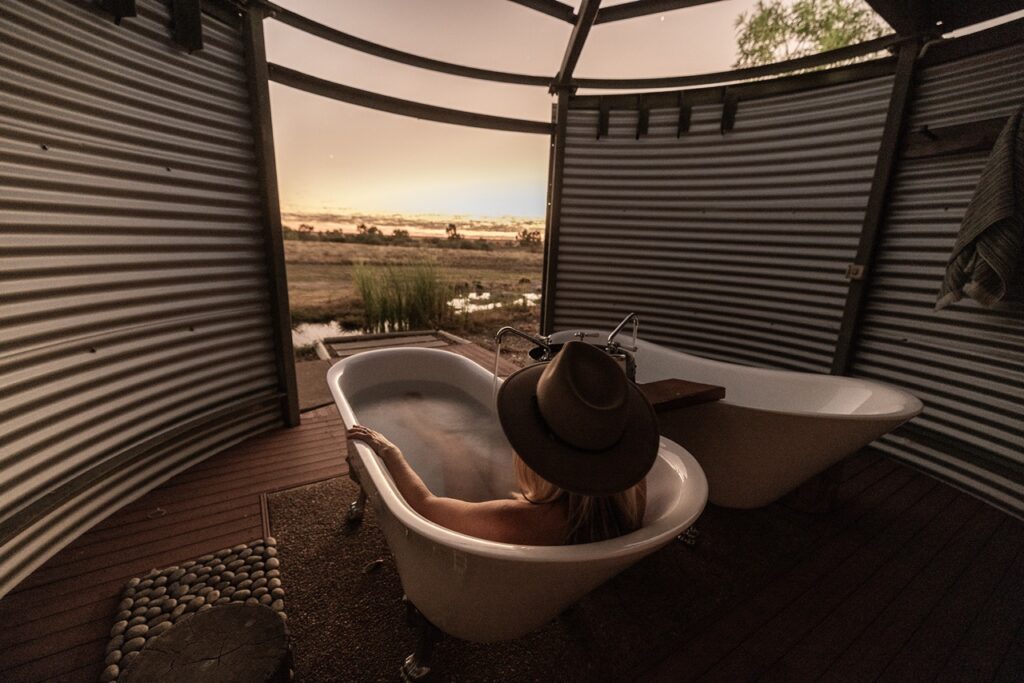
(573, 331, 599, 342)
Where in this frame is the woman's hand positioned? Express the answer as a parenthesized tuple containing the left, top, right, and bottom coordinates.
(347, 425, 401, 459)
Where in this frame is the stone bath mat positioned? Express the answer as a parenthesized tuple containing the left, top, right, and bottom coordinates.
(101, 538, 286, 682)
(266, 476, 715, 682)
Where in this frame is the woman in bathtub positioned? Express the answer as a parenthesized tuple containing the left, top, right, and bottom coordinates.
(347, 341, 660, 545)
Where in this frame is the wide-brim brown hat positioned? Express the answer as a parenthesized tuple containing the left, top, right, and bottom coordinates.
(496, 341, 659, 496)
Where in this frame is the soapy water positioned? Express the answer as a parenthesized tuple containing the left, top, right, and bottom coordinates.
(349, 380, 518, 502)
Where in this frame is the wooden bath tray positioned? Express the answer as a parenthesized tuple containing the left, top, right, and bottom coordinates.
(637, 378, 725, 413)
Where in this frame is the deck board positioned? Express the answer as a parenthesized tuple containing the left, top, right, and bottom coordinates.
(936, 525, 1024, 682)
(768, 494, 995, 680)
(877, 513, 1024, 683)
(0, 403, 346, 682)
(637, 464, 927, 680)
(996, 617, 1024, 683)
(1, 337, 1021, 682)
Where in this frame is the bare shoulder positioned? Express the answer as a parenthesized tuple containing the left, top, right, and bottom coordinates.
(438, 497, 567, 546)
(501, 498, 568, 546)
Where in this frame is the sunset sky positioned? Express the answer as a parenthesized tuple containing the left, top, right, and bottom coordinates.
(264, 0, 765, 219)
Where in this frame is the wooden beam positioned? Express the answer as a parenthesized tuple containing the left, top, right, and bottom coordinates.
(268, 63, 554, 135)
(903, 116, 1009, 160)
(170, 0, 203, 52)
(864, 0, 922, 36)
(594, 0, 723, 24)
(541, 90, 571, 334)
(865, 0, 1024, 36)
(507, 0, 576, 23)
(831, 41, 919, 376)
(570, 55, 897, 109)
(96, 0, 136, 23)
(553, 0, 602, 91)
(265, 2, 552, 87)
(573, 34, 901, 89)
(242, 9, 300, 427)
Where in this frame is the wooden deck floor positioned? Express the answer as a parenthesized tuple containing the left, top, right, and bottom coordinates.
(0, 404, 346, 683)
(1, 340, 1021, 682)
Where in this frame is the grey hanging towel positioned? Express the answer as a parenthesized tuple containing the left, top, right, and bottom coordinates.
(935, 107, 1024, 310)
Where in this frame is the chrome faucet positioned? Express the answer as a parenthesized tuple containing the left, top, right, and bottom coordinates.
(495, 326, 552, 360)
(604, 313, 640, 381)
(606, 312, 639, 352)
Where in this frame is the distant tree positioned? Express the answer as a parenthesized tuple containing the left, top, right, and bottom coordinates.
(356, 224, 381, 237)
(353, 223, 384, 244)
(734, 0, 885, 68)
(446, 223, 462, 240)
(298, 223, 316, 233)
(515, 228, 542, 246)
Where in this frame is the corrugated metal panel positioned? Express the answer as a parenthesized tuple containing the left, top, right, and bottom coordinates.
(0, 0, 286, 595)
(0, 400, 282, 598)
(851, 41, 1024, 517)
(551, 75, 895, 372)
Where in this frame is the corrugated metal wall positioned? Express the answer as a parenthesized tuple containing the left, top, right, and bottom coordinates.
(551, 73, 895, 373)
(545, 34, 1023, 517)
(0, 0, 290, 595)
(850, 41, 1024, 517)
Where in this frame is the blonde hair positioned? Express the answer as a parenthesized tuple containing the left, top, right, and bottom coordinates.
(513, 454, 646, 544)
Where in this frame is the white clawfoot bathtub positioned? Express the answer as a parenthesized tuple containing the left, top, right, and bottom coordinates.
(327, 347, 707, 642)
(550, 331, 923, 509)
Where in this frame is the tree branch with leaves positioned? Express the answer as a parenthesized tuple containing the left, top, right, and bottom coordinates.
(734, 0, 886, 68)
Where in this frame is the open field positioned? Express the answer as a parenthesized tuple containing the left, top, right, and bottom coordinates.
(284, 239, 544, 358)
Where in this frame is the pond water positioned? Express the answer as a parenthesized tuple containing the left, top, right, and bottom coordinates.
(291, 322, 359, 349)
(448, 292, 498, 313)
(291, 291, 541, 348)
(448, 291, 541, 313)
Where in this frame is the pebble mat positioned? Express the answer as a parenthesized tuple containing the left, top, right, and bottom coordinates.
(101, 537, 286, 682)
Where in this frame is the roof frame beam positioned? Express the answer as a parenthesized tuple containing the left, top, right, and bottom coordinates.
(268, 63, 554, 135)
(594, 0, 724, 24)
(573, 33, 902, 89)
(507, 0, 577, 23)
(262, 1, 552, 87)
(552, 0, 602, 91)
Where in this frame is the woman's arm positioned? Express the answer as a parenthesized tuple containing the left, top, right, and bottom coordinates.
(346, 425, 565, 545)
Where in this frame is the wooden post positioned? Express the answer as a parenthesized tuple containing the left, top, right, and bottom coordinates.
(797, 41, 919, 513)
(831, 41, 919, 377)
(541, 89, 570, 335)
(243, 7, 300, 428)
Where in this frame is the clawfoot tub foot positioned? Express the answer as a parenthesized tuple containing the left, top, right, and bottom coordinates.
(678, 525, 700, 547)
(401, 597, 443, 681)
(344, 452, 368, 525)
(346, 489, 368, 525)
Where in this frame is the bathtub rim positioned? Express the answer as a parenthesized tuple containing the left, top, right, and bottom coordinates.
(550, 329, 924, 423)
(327, 347, 708, 563)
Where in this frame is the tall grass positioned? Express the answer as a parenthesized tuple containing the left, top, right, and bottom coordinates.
(353, 263, 452, 333)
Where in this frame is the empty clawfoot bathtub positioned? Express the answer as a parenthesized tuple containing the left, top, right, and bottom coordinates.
(550, 331, 923, 509)
(327, 347, 707, 643)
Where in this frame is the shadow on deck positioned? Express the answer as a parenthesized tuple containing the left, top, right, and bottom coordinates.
(1, 338, 1021, 682)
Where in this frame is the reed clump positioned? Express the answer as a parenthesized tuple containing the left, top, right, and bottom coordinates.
(353, 263, 452, 333)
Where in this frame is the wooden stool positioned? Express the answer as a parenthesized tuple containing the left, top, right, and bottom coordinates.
(123, 604, 291, 682)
